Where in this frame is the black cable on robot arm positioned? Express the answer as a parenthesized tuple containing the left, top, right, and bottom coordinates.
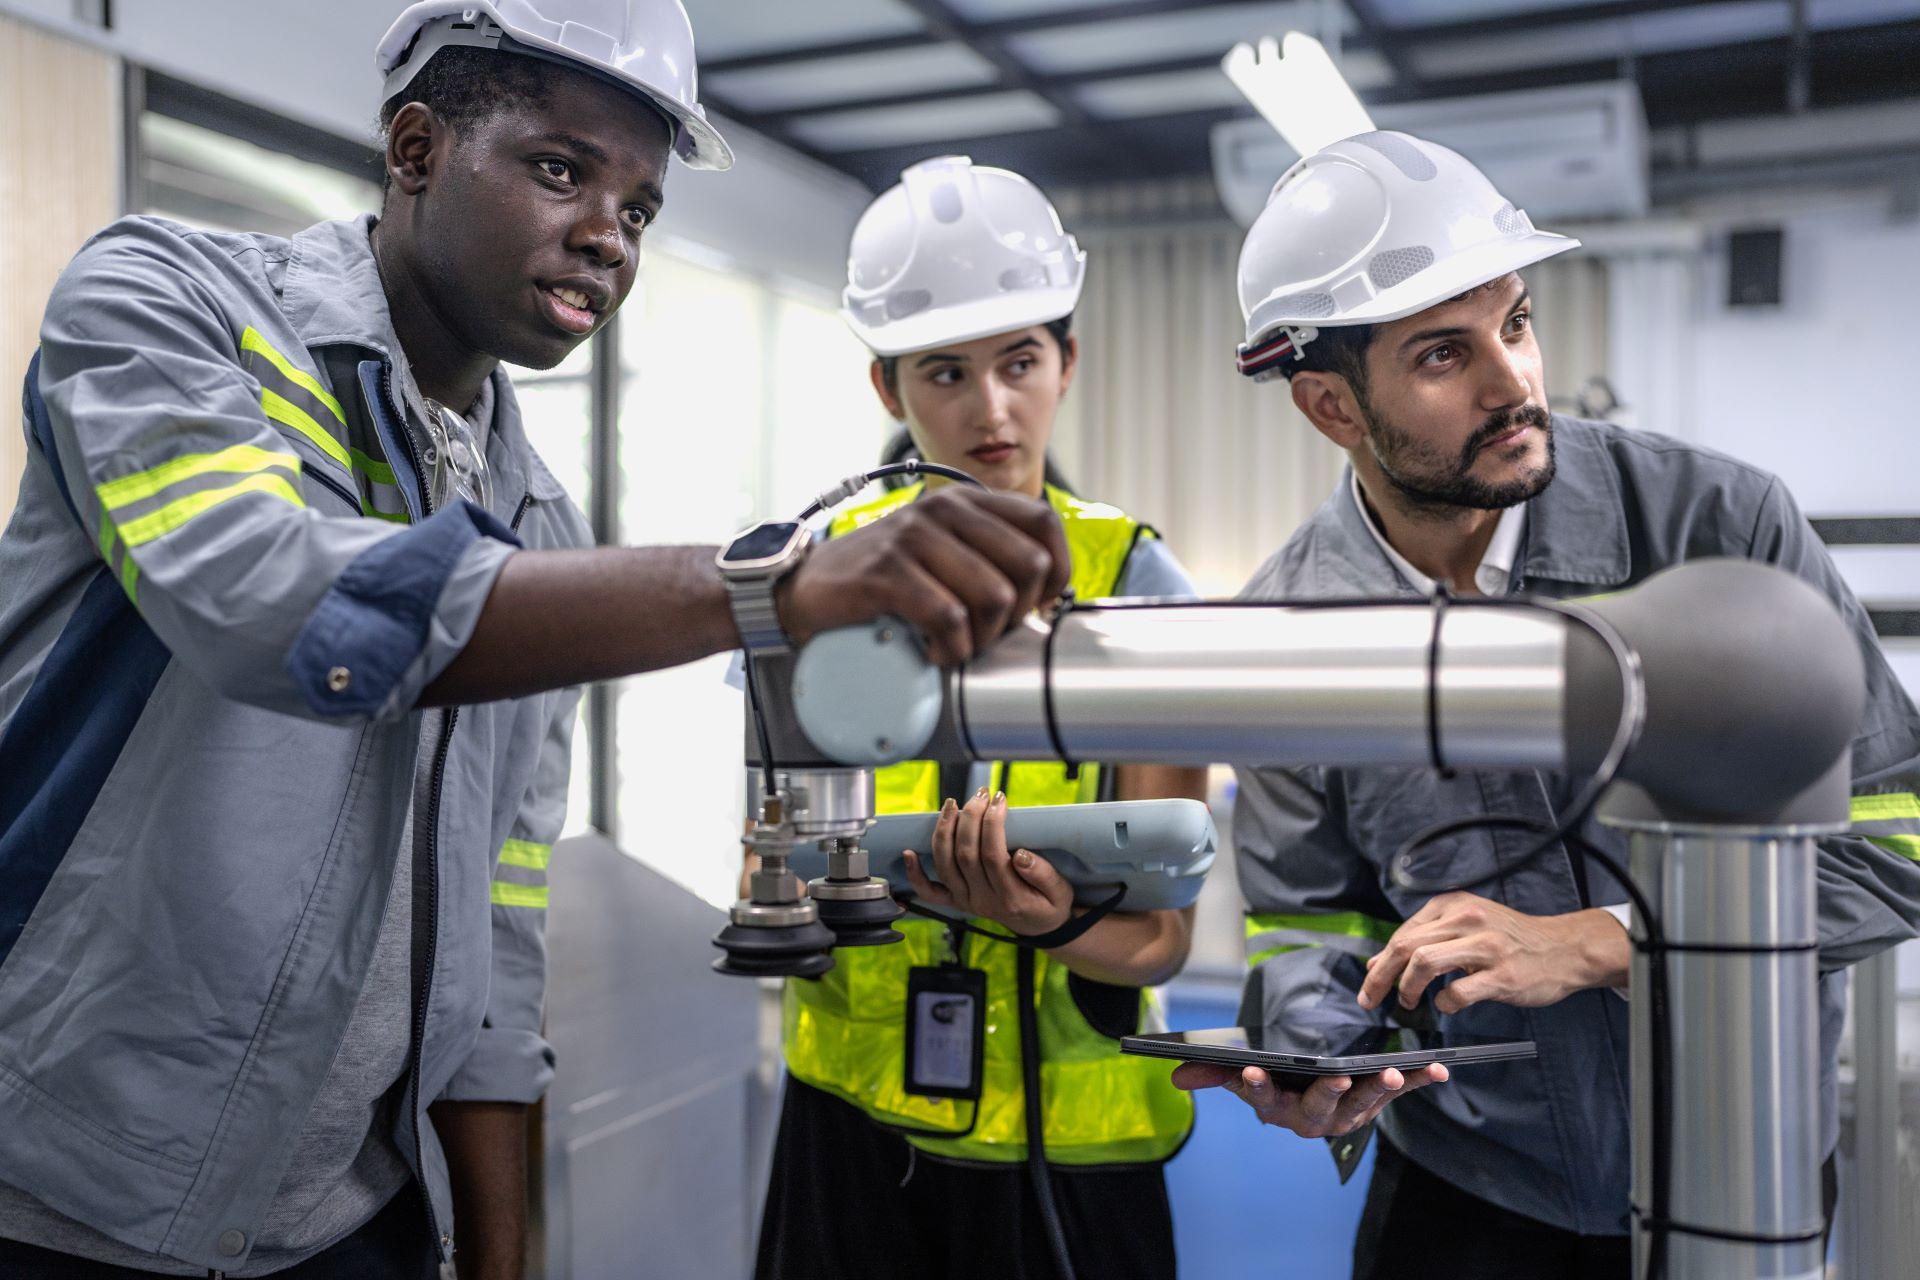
(741, 651, 779, 803)
(743, 461, 985, 800)
(794, 460, 985, 521)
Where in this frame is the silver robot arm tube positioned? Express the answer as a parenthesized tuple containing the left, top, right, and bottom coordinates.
(955, 604, 1568, 771)
(788, 558, 1864, 827)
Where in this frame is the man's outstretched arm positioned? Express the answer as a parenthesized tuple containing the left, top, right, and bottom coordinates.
(424, 484, 1072, 706)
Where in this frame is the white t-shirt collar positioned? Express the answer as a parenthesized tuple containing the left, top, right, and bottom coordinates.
(1350, 470, 1527, 597)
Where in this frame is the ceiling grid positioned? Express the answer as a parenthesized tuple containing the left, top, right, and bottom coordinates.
(683, 0, 1920, 189)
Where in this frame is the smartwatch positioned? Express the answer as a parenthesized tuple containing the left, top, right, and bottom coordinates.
(717, 519, 811, 654)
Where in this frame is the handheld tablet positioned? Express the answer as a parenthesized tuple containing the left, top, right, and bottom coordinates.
(1120, 1026, 1535, 1090)
(787, 798, 1217, 913)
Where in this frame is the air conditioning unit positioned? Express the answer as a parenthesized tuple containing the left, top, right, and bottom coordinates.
(1212, 80, 1649, 227)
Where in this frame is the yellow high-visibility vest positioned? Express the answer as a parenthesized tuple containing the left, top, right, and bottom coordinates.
(781, 482, 1194, 1165)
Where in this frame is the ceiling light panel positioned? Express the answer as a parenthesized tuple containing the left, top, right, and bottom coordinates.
(1410, 1, 1791, 80)
(707, 43, 999, 112)
(685, 0, 926, 61)
(790, 91, 1063, 150)
(1006, 2, 1351, 75)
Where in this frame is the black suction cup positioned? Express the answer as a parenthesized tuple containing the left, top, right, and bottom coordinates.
(712, 919, 837, 978)
(813, 892, 905, 947)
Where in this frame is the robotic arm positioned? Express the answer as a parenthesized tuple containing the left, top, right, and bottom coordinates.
(721, 556, 1863, 1280)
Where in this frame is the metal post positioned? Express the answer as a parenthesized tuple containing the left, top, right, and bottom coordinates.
(1614, 820, 1828, 1280)
(1845, 948, 1903, 1278)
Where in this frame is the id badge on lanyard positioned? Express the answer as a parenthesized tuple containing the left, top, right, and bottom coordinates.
(903, 923, 985, 1100)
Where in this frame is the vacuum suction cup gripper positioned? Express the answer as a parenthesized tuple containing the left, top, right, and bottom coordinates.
(809, 880, 904, 947)
(711, 911, 838, 979)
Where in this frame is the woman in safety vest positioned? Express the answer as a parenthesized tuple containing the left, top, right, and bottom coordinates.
(751, 156, 1210, 1280)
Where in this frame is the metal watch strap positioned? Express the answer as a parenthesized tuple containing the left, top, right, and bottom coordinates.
(725, 576, 791, 655)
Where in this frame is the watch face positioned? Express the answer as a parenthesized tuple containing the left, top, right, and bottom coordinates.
(725, 521, 805, 568)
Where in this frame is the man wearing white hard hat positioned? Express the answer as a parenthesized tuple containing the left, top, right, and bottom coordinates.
(0, 7, 1073, 1277)
(1172, 131, 1920, 1277)
(750, 157, 1204, 1280)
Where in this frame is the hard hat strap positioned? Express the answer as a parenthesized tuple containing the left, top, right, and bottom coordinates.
(1236, 325, 1317, 380)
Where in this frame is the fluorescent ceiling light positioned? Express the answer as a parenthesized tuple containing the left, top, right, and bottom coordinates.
(1222, 32, 1376, 157)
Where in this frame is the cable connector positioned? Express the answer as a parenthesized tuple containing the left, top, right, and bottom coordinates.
(810, 473, 872, 517)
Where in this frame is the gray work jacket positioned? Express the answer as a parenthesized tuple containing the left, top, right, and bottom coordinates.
(0, 215, 587, 1270)
(1234, 415, 1920, 1235)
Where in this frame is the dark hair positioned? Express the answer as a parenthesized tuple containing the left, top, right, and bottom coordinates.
(877, 313, 1074, 398)
(1282, 322, 1377, 399)
(878, 428, 1077, 496)
(377, 47, 557, 186)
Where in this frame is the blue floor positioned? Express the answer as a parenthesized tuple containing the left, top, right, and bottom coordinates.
(1162, 985, 1374, 1279)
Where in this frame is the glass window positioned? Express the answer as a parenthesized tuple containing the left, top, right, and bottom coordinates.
(610, 240, 887, 906)
(139, 113, 378, 237)
(508, 343, 596, 840)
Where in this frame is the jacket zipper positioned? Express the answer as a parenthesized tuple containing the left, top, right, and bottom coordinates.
(383, 365, 538, 1261)
(381, 363, 453, 1257)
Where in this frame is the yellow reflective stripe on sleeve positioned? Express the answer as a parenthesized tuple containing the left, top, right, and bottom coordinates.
(349, 448, 397, 486)
(1852, 793, 1920, 824)
(1852, 792, 1920, 859)
(1244, 912, 1398, 943)
(242, 327, 348, 425)
(115, 473, 306, 547)
(260, 388, 353, 473)
(120, 553, 139, 605)
(491, 882, 549, 909)
(499, 839, 551, 871)
(1244, 911, 1399, 968)
(1868, 835, 1920, 860)
(96, 444, 302, 511)
(98, 517, 116, 562)
(242, 329, 400, 494)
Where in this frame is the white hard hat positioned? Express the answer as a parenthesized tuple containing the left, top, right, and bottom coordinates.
(377, 0, 732, 171)
(1235, 130, 1577, 380)
(843, 156, 1085, 357)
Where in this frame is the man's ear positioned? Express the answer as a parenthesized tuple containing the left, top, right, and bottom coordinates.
(869, 358, 906, 421)
(1290, 370, 1369, 451)
(385, 102, 439, 197)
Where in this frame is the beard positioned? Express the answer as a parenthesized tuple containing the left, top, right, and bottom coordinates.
(1365, 401, 1557, 512)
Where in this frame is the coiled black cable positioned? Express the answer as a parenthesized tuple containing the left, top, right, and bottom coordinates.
(743, 461, 990, 801)
(1383, 595, 1672, 1280)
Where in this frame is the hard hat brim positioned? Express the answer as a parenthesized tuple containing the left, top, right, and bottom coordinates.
(377, 1, 734, 171)
(844, 286, 1083, 358)
(1246, 230, 1580, 348)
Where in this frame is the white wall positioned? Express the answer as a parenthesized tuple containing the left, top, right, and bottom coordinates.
(0, 0, 872, 292)
(1604, 189, 1920, 695)
(1679, 194, 1920, 517)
